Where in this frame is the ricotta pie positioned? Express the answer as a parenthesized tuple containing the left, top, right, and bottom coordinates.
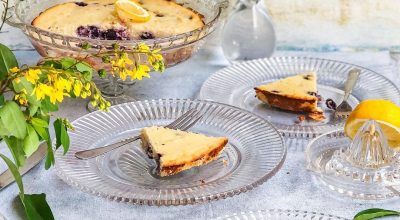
(141, 126, 228, 177)
(32, 0, 204, 40)
(255, 72, 325, 121)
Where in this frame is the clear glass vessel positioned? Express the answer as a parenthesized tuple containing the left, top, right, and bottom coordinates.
(215, 209, 349, 220)
(307, 121, 400, 200)
(54, 99, 286, 206)
(221, 0, 275, 63)
(199, 57, 400, 138)
(6, 0, 225, 110)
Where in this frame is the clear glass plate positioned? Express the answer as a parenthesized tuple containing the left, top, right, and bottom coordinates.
(214, 209, 349, 220)
(199, 57, 400, 138)
(54, 99, 286, 206)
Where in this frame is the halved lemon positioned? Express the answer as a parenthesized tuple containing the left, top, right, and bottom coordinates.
(344, 99, 400, 149)
(115, 0, 150, 23)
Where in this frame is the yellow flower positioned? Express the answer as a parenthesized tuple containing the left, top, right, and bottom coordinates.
(121, 53, 133, 65)
(54, 77, 72, 92)
(138, 43, 150, 52)
(34, 83, 52, 100)
(84, 82, 91, 91)
(10, 67, 20, 73)
(14, 94, 27, 105)
(153, 54, 163, 61)
(47, 72, 58, 82)
(81, 91, 88, 99)
(25, 69, 41, 84)
(119, 69, 128, 81)
(73, 80, 82, 97)
(49, 88, 64, 104)
(135, 64, 150, 80)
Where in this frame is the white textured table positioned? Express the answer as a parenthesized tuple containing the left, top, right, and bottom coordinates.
(1, 24, 400, 220)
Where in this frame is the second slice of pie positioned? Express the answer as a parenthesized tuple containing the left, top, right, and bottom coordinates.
(254, 72, 325, 121)
(141, 126, 228, 177)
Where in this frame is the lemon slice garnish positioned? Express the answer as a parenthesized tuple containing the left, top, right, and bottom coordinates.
(115, 0, 150, 23)
(345, 99, 400, 149)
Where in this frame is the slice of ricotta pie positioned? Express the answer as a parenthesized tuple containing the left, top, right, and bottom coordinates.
(254, 72, 325, 121)
(141, 126, 228, 177)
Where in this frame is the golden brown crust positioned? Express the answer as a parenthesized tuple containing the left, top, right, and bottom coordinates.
(160, 138, 227, 176)
(307, 111, 325, 121)
(254, 86, 318, 101)
(255, 88, 318, 112)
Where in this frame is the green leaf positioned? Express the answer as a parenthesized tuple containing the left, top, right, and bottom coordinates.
(98, 69, 107, 78)
(53, 119, 62, 150)
(22, 194, 55, 220)
(0, 95, 4, 106)
(0, 101, 27, 139)
(81, 42, 91, 50)
(13, 77, 33, 94)
(4, 136, 26, 167)
(0, 153, 24, 195)
(42, 60, 62, 69)
(53, 119, 69, 154)
(60, 123, 70, 155)
(32, 125, 54, 170)
(0, 43, 18, 80)
(40, 98, 58, 113)
(44, 142, 54, 170)
(354, 208, 400, 220)
(29, 105, 39, 117)
(23, 125, 40, 157)
(33, 125, 49, 141)
(31, 118, 48, 128)
(0, 119, 10, 136)
(12, 77, 40, 108)
(60, 57, 76, 69)
(76, 62, 93, 81)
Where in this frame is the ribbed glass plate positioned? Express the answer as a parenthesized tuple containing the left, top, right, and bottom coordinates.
(54, 99, 286, 206)
(214, 209, 349, 220)
(199, 57, 400, 138)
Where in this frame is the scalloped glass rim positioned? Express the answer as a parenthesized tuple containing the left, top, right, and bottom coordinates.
(214, 209, 350, 220)
(306, 128, 400, 200)
(6, 0, 225, 50)
(198, 56, 400, 139)
(54, 99, 286, 206)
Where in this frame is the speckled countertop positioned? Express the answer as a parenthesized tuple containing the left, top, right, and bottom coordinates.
(0, 24, 400, 220)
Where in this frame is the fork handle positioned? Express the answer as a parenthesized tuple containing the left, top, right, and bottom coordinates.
(75, 136, 141, 160)
(343, 69, 361, 101)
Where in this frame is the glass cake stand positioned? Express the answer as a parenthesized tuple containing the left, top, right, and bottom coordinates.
(307, 120, 400, 200)
(7, 0, 226, 110)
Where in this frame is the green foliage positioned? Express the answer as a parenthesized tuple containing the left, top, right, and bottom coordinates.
(54, 118, 70, 155)
(23, 125, 40, 157)
(0, 40, 165, 219)
(4, 136, 25, 167)
(0, 101, 27, 139)
(0, 95, 4, 106)
(0, 43, 18, 80)
(23, 194, 55, 220)
(0, 154, 24, 195)
(354, 208, 400, 220)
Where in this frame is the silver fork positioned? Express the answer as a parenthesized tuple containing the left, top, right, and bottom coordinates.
(75, 108, 204, 160)
(334, 68, 361, 119)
